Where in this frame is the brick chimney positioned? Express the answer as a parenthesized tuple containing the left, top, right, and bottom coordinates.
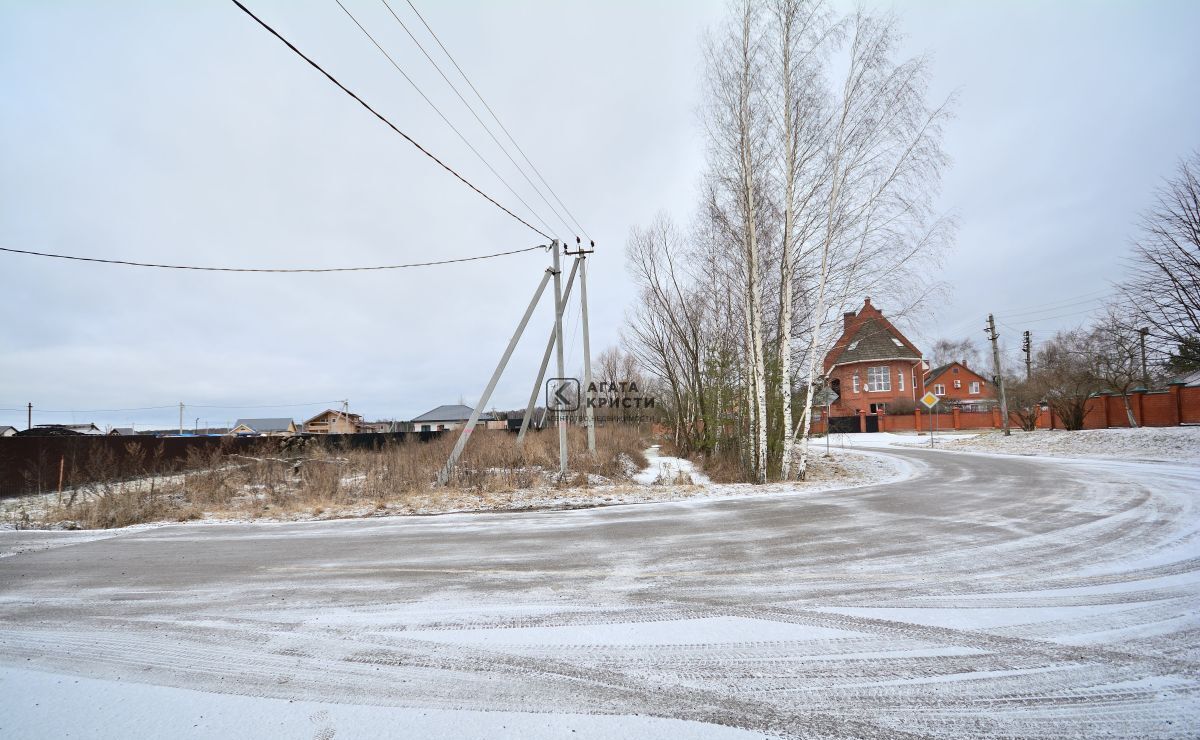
(843, 311, 856, 332)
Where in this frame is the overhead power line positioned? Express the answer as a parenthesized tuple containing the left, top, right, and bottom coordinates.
(333, 0, 561, 240)
(227, 0, 551, 239)
(3, 400, 344, 414)
(377, 0, 578, 239)
(401, 0, 593, 241)
(0, 244, 547, 273)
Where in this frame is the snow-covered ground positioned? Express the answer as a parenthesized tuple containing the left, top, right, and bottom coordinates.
(0, 665, 763, 739)
(1, 447, 1197, 737)
(933, 426, 1200, 463)
(821, 426, 1200, 465)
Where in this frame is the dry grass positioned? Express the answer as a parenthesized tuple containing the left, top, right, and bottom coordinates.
(9, 426, 648, 529)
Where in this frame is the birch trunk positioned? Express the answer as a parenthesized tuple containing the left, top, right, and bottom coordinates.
(776, 2, 798, 481)
(737, 4, 768, 483)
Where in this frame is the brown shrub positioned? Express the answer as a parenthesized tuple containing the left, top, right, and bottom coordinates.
(22, 424, 649, 529)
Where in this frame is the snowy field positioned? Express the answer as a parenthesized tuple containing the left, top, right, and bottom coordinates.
(1, 444, 1197, 737)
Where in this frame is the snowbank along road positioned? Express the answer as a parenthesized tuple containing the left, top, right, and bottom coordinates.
(1, 446, 1198, 738)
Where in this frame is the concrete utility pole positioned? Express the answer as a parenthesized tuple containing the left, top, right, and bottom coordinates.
(986, 315, 1011, 436)
(566, 238, 597, 454)
(1138, 327, 1150, 387)
(27, 402, 32, 431)
(551, 240, 568, 479)
(1022, 330, 1032, 380)
(517, 259, 579, 444)
(179, 402, 184, 436)
(438, 264, 555, 486)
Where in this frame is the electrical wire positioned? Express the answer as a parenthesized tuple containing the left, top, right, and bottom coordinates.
(1003, 295, 1109, 320)
(402, 0, 592, 242)
(0, 244, 547, 273)
(2, 400, 345, 414)
(0, 405, 178, 414)
(228, 0, 551, 239)
(377, 0, 577, 240)
(333, 0, 561, 240)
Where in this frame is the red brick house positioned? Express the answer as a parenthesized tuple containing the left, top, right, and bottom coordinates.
(925, 361, 995, 411)
(823, 298, 925, 427)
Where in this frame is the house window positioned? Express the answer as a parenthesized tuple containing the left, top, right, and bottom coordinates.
(953, 379, 961, 389)
(898, 370, 904, 392)
(891, 338, 904, 347)
(934, 384, 946, 396)
(852, 374, 861, 393)
(866, 366, 891, 392)
(970, 381, 980, 394)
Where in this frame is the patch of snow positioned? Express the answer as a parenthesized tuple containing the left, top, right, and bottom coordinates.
(634, 445, 711, 485)
(0, 666, 767, 740)
(933, 426, 1200, 463)
(404, 616, 865, 647)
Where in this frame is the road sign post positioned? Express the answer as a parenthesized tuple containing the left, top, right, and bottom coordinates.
(920, 391, 939, 448)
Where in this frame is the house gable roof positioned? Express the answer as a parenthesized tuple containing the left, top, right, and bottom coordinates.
(303, 409, 363, 425)
(925, 361, 988, 385)
(411, 404, 495, 423)
(824, 298, 922, 371)
(232, 418, 294, 433)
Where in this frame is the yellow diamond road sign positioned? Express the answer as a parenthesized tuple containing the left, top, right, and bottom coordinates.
(920, 391, 939, 409)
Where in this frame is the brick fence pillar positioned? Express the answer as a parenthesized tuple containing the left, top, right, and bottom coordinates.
(950, 406, 960, 430)
(1167, 382, 1184, 426)
(914, 408, 922, 434)
(1133, 388, 1146, 426)
(991, 406, 1001, 429)
(858, 409, 866, 433)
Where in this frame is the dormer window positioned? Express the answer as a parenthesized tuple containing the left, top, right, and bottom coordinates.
(848, 340, 859, 350)
(891, 337, 904, 347)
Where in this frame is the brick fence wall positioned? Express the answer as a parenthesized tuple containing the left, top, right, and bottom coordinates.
(868, 383, 1200, 433)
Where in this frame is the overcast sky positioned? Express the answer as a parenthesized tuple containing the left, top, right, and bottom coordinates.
(2, 0, 1198, 431)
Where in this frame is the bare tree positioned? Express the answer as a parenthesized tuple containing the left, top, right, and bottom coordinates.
(1119, 152, 1200, 357)
(624, 0, 952, 483)
(1005, 377, 1043, 432)
(1037, 330, 1103, 431)
(930, 338, 982, 369)
(702, 0, 773, 482)
(1087, 307, 1144, 427)
(789, 9, 954, 480)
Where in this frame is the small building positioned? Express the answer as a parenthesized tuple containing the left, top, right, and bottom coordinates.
(925, 361, 995, 411)
(107, 427, 135, 436)
(228, 418, 298, 436)
(823, 297, 925, 428)
(303, 409, 363, 435)
(409, 404, 494, 433)
(0, 425, 17, 437)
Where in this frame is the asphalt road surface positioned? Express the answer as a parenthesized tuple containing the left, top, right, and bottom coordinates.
(1, 447, 1197, 738)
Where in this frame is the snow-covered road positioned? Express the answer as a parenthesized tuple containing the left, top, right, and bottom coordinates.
(1, 447, 1197, 738)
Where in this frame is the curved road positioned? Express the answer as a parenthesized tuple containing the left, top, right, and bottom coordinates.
(1, 447, 1198, 738)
